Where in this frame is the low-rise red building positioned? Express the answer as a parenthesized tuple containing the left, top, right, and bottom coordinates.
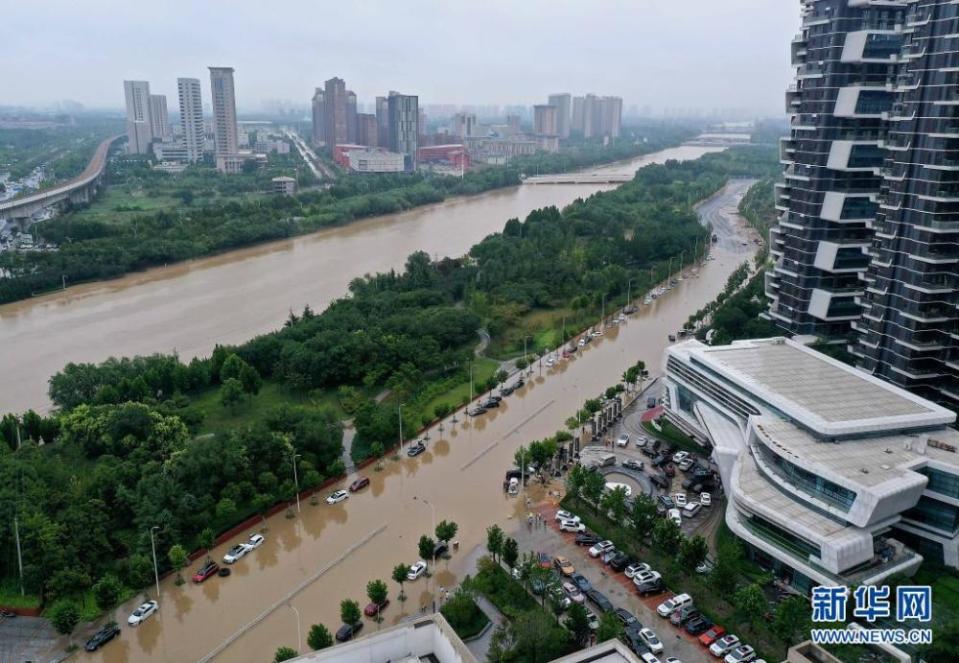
(416, 143, 471, 170)
(333, 143, 366, 168)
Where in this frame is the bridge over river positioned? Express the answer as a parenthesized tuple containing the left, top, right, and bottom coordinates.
(522, 172, 633, 185)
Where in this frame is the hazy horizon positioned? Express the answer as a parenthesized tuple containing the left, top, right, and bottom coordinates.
(3, 0, 797, 115)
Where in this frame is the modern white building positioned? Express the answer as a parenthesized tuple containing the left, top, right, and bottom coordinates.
(123, 80, 153, 154)
(663, 337, 959, 592)
(348, 148, 405, 173)
(209, 66, 239, 171)
(148, 94, 170, 141)
(177, 77, 205, 163)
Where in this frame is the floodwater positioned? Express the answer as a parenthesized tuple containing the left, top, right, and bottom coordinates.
(76, 178, 757, 663)
(0, 145, 722, 415)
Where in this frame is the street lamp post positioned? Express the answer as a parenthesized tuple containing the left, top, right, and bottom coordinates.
(398, 403, 405, 448)
(414, 496, 438, 609)
(291, 453, 301, 513)
(149, 525, 161, 603)
(288, 603, 302, 652)
(627, 278, 634, 308)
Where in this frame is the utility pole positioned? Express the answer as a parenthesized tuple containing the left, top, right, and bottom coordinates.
(14, 516, 23, 596)
(627, 278, 634, 308)
(398, 404, 404, 448)
(469, 361, 473, 407)
(291, 453, 301, 513)
(150, 525, 161, 604)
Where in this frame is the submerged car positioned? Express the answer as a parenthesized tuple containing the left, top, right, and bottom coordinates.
(192, 560, 220, 583)
(326, 489, 349, 505)
(127, 600, 158, 626)
(85, 622, 120, 651)
(407, 441, 427, 457)
(223, 542, 252, 564)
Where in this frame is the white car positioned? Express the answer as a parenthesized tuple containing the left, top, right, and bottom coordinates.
(592, 329, 604, 337)
(545, 356, 556, 367)
(724, 645, 757, 663)
(223, 542, 252, 564)
(667, 508, 682, 526)
(247, 533, 265, 549)
(407, 561, 427, 581)
(127, 600, 158, 626)
(634, 437, 647, 449)
(656, 593, 692, 617)
(639, 627, 663, 654)
(701, 492, 712, 507)
(555, 510, 580, 523)
(562, 581, 585, 604)
(326, 489, 349, 505)
(615, 433, 630, 447)
(640, 655, 661, 663)
(588, 540, 614, 557)
(665, 658, 682, 663)
(586, 609, 600, 630)
(578, 338, 587, 347)
(559, 519, 586, 533)
(625, 562, 651, 579)
(673, 493, 687, 507)
(710, 635, 741, 657)
(672, 451, 690, 464)
(633, 570, 661, 586)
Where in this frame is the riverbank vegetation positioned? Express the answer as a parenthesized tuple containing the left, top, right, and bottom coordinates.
(0, 117, 122, 184)
(0, 145, 777, 616)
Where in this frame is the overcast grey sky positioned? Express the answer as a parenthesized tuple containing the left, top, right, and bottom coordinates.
(3, 0, 798, 115)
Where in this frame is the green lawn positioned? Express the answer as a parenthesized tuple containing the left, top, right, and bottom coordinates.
(69, 187, 182, 224)
(417, 357, 499, 418)
(642, 418, 704, 455)
(486, 307, 595, 359)
(0, 579, 41, 610)
(190, 381, 345, 434)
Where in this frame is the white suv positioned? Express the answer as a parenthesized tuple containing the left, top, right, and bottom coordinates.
(588, 540, 614, 557)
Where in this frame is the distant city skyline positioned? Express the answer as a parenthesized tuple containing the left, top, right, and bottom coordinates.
(1, 0, 796, 115)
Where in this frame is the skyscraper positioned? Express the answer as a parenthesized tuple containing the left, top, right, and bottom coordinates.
(376, 96, 390, 147)
(208, 67, 239, 165)
(148, 94, 170, 141)
(596, 96, 622, 138)
(533, 105, 558, 136)
(571, 97, 585, 135)
(123, 80, 153, 154)
(766, 1, 902, 340)
(547, 93, 571, 138)
(324, 77, 349, 149)
(582, 94, 597, 138)
(388, 91, 418, 171)
(452, 112, 477, 138)
(177, 77, 205, 163)
(356, 113, 378, 147)
(311, 88, 326, 147)
(346, 90, 358, 143)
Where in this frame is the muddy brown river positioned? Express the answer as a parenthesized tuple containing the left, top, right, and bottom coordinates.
(0, 145, 723, 415)
(66, 175, 758, 663)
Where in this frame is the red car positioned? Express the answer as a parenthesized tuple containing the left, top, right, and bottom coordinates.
(363, 599, 390, 617)
(350, 476, 370, 492)
(698, 624, 726, 647)
(537, 552, 551, 569)
(192, 560, 220, 583)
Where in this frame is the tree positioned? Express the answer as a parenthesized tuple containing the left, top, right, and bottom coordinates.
(220, 377, 244, 410)
(600, 485, 629, 524)
(486, 524, 504, 563)
(199, 527, 216, 561)
(733, 583, 767, 629)
(652, 518, 682, 552)
(48, 600, 80, 637)
(274, 646, 298, 662)
(418, 534, 437, 565)
(435, 520, 458, 546)
(921, 619, 959, 661)
(340, 598, 361, 628)
(566, 464, 586, 500)
(564, 603, 591, 647)
(307, 623, 333, 650)
(392, 563, 411, 600)
(168, 544, 188, 585)
(239, 363, 263, 396)
(366, 579, 388, 622)
(596, 611, 624, 642)
(93, 574, 122, 612)
(502, 537, 519, 569)
(678, 535, 709, 569)
(712, 538, 742, 595)
(370, 441, 384, 458)
(582, 469, 605, 508)
(219, 353, 248, 382)
(773, 596, 811, 642)
(629, 493, 657, 538)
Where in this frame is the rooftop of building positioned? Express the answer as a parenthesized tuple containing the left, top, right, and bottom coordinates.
(271, 176, 295, 182)
(683, 337, 954, 436)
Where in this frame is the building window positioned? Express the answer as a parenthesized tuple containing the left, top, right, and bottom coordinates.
(903, 496, 959, 535)
(753, 443, 857, 512)
(745, 514, 822, 560)
(920, 467, 959, 500)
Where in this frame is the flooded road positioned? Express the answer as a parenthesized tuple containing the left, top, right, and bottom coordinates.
(79, 179, 757, 663)
(0, 145, 722, 414)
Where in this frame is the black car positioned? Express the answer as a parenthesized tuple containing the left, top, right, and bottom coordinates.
(585, 588, 613, 613)
(624, 629, 650, 656)
(650, 473, 670, 490)
(685, 615, 713, 635)
(468, 405, 488, 416)
(609, 552, 632, 572)
(407, 441, 426, 457)
(614, 607, 639, 629)
(481, 397, 501, 408)
(500, 384, 516, 396)
(335, 621, 364, 642)
(622, 459, 644, 472)
(85, 622, 120, 651)
(575, 532, 600, 547)
(433, 541, 449, 558)
(646, 397, 657, 409)
(569, 572, 592, 593)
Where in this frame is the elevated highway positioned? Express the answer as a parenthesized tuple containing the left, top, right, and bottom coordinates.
(0, 134, 123, 226)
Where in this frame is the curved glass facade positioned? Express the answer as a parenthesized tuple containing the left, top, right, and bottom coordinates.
(753, 440, 857, 512)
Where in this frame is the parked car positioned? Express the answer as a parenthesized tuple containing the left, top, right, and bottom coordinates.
(434, 541, 449, 558)
(85, 622, 120, 651)
(247, 533, 265, 549)
(559, 516, 586, 532)
(672, 451, 690, 464)
(609, 552, 632, 572)
(468, 406, 488, 416)
(325, 489, 349, 505)
(481, 398, 500, 409)
(223, 542, 251, 564)
(673, 493, 687, 507)
(555, 510, 580, 522)
(537, 552, 552, 568)
(562, 581, 586, 604)
(656, 593, 693, 617)
(335, 622, 363, 642)
(127, 600, 158, 626)
(553, 556, 575, 576)
(192, 560, 220, 583)
(634, 436, 648, 449)
(647, 397, 657, 408)
(588, 540, 615, 557)
(547, 584, 571, 610)
(678, 458, 695, 472)
(640, 655, 661, 663)
(616, 433, 630, 447)
(569, 572, 592, 593)
(696, 559, 715, 575)
(575, 532, 600, 546)
(500, 383, 517, 396)
(685, 615, 713, 635)
(650, 473, 670, 490)
(625, 562, 651, 579)
(622, 459, 644, 472)
(614, 607, 639, 629)
(698, 625, 727, 647)
(635, 574, 665, 595)
(724, 645, 757, 663)
(667, 509, 682, 526)
(601, 548, 618, 565)
(670, 606, 700, 626)
(639, 627, 664, 654)
(683, 502, 702, 518)
(349, 476, 370, 492)
(586, 609, 600, 630)
(701, 492, 712, 507)
(709, 634, 741, 657)
(364, 599, 390, 617)
(407, 441, 427, 457)
(624, 629, 650, 657)
(586, 588, 614, 613)
(664, 463, 676, 477)
(407, 561, 427, 581)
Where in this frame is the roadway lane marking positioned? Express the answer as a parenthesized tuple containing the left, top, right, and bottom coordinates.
(459, 399, 555, 471)
(198, 523, 388, 663)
